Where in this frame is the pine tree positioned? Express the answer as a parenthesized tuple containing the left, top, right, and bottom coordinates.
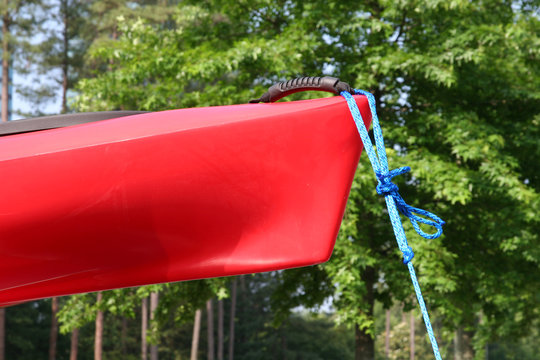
(191, 309, 202, 360)
(69, 328, 78, 360)
(206, 299, 214, 360)
(94, 292, 104, 360)
(228, 278, 237, 360)
(49, 297, 59, 360)
(0, 307, 4, 360)
(217, 299, 223, 360)
(0, 0, 44, 120)
(149, 292, 159, 360)
(16, 0, 93, 116)
(141, 296, 148, 360)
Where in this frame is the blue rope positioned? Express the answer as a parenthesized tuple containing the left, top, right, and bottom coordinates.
(341, 89, 444, 360)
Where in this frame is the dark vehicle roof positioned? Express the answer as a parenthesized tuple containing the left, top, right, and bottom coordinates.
(0, 111, 149, 137)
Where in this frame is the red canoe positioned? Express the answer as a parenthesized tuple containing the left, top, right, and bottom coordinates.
(0, 95, 371, 306)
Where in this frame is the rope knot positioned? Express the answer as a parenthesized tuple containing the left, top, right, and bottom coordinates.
(375, 167, 410, 196)
(373, 166, 445, 240)
(402, 246, 415, 264)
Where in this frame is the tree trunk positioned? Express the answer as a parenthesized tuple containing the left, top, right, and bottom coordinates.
(150, 292, 159, 360)
(61, 0, 68, 113)
(121, 317, 128, 357)
(410, 311, 415, 360)
(281, 327, 287, 360)
(0, 308, 5, 360)
(228, 278, 237, 360)
(217, 299, 223, 360)
(191, 309, 202, 360)
(49, 297, 59, 360)
(462, 329, 474, 360)
(70, 328, 79, 360)
(240, 275, 246, 292)
(2, 2, 10, 123)
(142, 296, 148, 360)
(206, 299, 214, 360)
(454, 329, 461, 360)
(355, 266, 375, 360)
(355, 325, 374, 360)
(107, 25, 118, 71)
(94, 292, 104, 360)
(384, 309, 390, 358)
(454, 326, 474, 360)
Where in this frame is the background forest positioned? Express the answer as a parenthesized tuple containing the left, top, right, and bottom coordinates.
(0, 1, 539, 359)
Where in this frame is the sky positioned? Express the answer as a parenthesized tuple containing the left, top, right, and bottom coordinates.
(12, 71, 62, 120)
(10, 3, 63, 121)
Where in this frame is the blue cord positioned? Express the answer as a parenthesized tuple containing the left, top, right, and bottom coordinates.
(341, 89, 444, 360)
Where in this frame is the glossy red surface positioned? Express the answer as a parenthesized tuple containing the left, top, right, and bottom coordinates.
(0, 95, 371, 305)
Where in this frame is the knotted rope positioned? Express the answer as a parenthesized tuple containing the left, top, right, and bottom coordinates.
(341, 89, 444, 360)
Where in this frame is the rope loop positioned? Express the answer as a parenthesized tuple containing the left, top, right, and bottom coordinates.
(402, 205, 445, 240)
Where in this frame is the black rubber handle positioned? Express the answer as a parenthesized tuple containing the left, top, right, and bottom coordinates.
(249, 76, 352, 103)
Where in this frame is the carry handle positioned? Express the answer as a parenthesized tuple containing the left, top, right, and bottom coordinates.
(249, 76, 352, 103)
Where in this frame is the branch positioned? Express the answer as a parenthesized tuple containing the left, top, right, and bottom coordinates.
(393, 11, 407, 44)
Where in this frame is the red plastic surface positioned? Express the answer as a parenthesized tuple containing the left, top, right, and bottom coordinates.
(0, 95, 371, 305)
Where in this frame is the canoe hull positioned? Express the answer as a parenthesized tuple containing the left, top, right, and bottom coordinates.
(0, 96, 371, 305)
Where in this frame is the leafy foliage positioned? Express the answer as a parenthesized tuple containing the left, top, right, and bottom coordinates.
(5, 300, 71, 360)
(67, 0, 540, 358)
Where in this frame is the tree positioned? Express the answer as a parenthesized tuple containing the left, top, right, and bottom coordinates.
(120, 316, 128, 357)
(375, 311, 432, 360)
(75, 2, 326, 112)
(1, 0, 49, 119)
(191, 309, 202, 360)
(69, 328, 78, 360)
(86, 0, 178, 78)
(221, 273, 355, 360)
(141, 296, 148, 360)
(16, 0, 93, 116)
(217, 299, 223, 360)
(384, 310, 390, 358)
(4, 299, 70, 360)
(56, 291, 117, 360)
(206, 299, 214, 360)
(228, 278, 237, 360)
(0, 307, 3, 360)
(15, 0, 178, 117)
(94, 292, 104, 360)
(150, 292, 159, 360)
(74, 1, 539, 359)
(1, 0, 9, 123)
(49, 297, 59, 360)
(90, 0, 176, 43)
(409, 312, 415, 360)
(41, 0, 92, 114)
